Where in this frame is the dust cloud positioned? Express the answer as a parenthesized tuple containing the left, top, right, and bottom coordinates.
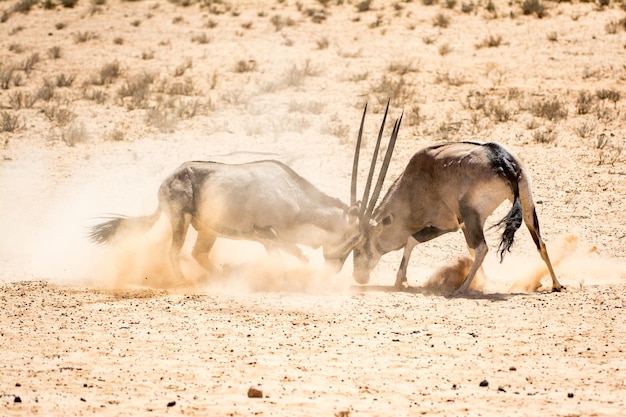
(419, 234, 625, 295)
(90, 215, 351, 295)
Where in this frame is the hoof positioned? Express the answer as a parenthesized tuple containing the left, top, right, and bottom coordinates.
(552, 285, 564, 292)
(394, 279, 409, 291)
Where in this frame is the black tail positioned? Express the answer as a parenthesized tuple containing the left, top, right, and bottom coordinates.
(494, 195, 523, 262)
(89, 209, 161, 244)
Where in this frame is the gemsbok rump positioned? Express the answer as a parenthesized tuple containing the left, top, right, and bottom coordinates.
(90, 160, 360, 283)
(347, 104, 563, 294)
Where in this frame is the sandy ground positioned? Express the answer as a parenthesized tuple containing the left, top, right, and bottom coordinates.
(1, 0, 626, 415)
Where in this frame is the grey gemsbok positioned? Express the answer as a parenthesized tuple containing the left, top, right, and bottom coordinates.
(347, 104, 563, 294)
(90, 160, 361, 284)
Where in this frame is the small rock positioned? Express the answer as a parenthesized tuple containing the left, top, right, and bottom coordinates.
(14, 396, 22, 403)
(509, 366, 517, 371)
(479, 379, 489, 387)
(167, 401, 176, 407)
(567, 392, 574, 398)
(247, 385, 263, 398)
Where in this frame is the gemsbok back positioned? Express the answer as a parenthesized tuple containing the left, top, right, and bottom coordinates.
(90, 160, 360, 284)
(347, 104, 564, 294)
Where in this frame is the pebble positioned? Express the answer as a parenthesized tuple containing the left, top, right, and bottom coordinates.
(247, 385, 263, 398)
(167, 401, 176, 407)
(14, 396, 22, 403)
(479, 379, 489, 387)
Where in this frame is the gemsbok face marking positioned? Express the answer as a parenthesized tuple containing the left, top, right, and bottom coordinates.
(348, 105, 563, 294)
(90, 160, 360, 284)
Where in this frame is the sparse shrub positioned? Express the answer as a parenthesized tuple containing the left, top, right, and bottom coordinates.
(145, 101, 177, 133)
(521, 0, 547, 18)
(174, 58, 193, 77)
(461, 2, 474, 13)
(9, 43, 25, 54)
(8, 90, 36, 109)
(547, 31, 558, 42)
(434, 71, 466, 86)
(1, 111, 22, 132)
(605, 20, 619, 35)
(531, 97, 567, 121)
(484, 100, 514, 122)
(36, 80, 55, 101)
(576, 90, 593, 114)
(96, 60, 122, 85)
(43, 103, 76, 126)
(113, 37, 124, 45)
(574, 121, 596, 139)
(20, 53, 40, 74)
(74, 31, 98, 43)
(464, 90, 486, 110)
(370, 74, 413, 103)
(117, 73, 155, 109)
(476, 34, 502, 49)
(48, 46, 62, 59)
(106, 129, 125, 142)
(55, 22, 66, 30)
(270, 15, 295, 31)
(13, 0, 38, 14)
(234, 60, 257, 73)
(532, 125, 557, 144)
(83, 87, 107, 104)
(61, 0, 79, 8)
(316, 37, 330, 49)
(423, 0, 438, 5)
(438, 43, 452, 56)
(192, 32, 211, 44)
(142, 50, 155, 60)
(356, 0, 372, 12)
(433, 13, 450, 28)
(445, 0, 457, 9)
(388, 60, 419, 75)
(55, 73, 75, 87)
(288, 100, 325, 114)
(283, 60, 320, 87)
(0, 65, 15, 89)
(596, 88, 621, 106)
(61, 122, 88, 147)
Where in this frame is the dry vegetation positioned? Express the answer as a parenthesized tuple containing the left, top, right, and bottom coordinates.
(0, 0, 624, 157)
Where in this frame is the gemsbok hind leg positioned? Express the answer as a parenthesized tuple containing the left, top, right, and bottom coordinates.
(191, 230, 218, 276)
(525, 210, 563, 292)
(455, 210, 489, 295)
(168, 212, 192, 285)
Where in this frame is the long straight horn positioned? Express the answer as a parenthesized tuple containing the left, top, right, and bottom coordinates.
(363, 110, 403, 222)
(359, 99, 390, 220)
(351, 103, 367, 207)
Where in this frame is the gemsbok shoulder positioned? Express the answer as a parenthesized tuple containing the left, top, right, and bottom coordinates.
(348, 104, 564, 294)
(90, 160, 360, 284)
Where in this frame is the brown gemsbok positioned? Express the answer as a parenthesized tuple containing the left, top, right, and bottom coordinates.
(90, 160, 361, 284)
(347, 104, 563, 294)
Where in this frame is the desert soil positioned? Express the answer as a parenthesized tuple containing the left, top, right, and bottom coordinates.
(1, 0, 626, 415)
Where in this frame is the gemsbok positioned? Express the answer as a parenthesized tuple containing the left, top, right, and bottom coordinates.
(90, 160, 361, 284)
(348, 104, 564, 294)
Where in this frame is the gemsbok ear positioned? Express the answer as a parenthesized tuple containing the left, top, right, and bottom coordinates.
(381, 213, 394, 226)
(347, 205, 360, 217)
